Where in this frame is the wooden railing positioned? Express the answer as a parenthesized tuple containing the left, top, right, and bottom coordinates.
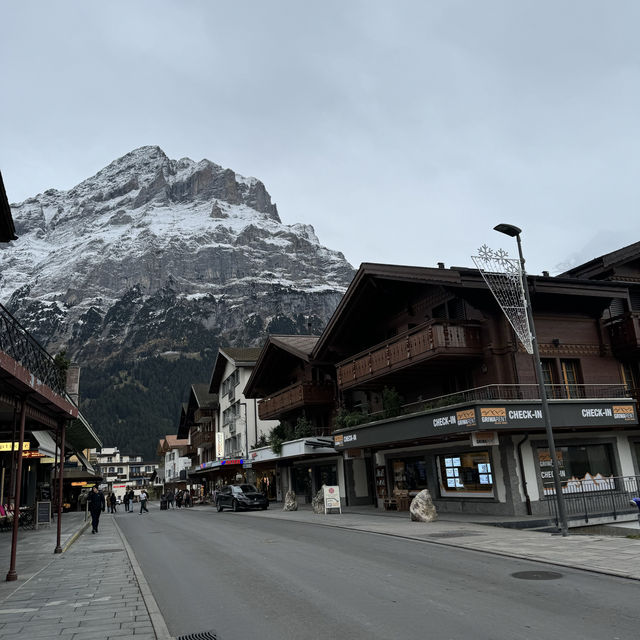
(258, 382, 334, 420)
(194, 407, 216, 423)
(191, 430, 215, 448)
(336, 320, 483, 390)
(605, 312, 640, 354)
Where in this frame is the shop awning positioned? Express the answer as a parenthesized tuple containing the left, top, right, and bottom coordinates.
(74, 449, 95, 474)
(65, 412, 102, 450)
(31, 430, 58, 457)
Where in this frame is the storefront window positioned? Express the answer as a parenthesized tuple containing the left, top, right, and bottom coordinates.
(538, 444, 615, 494)
(391, 458, 428, 492)
(293, 466, 312, 502)
(437, 451, 494, 498)
(315, 464, 337, 487)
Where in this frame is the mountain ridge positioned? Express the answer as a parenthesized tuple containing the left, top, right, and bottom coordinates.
(0, 146, 354, 456)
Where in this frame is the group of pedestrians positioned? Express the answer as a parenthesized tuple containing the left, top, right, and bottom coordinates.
(85, 486, 152, 533)
(161, 489, 192, 509)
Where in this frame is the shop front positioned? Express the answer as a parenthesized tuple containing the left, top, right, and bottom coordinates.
(250, 438, 341, 506)
(336, 398, 640, 520)
(196, 458, 249, 493)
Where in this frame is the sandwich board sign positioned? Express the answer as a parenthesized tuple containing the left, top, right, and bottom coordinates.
(323, 486, 342, 514)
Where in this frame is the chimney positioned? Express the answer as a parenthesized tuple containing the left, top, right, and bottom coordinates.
(66, 363, 81, 404)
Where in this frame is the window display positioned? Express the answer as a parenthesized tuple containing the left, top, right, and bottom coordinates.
(538, 444, 615, 494)
(437, 451, 494, 497)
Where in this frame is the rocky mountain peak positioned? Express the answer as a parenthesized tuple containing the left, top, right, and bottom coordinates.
(1, 147, 354, 362)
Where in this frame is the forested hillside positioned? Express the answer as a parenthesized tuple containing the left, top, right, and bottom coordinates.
(79, 351, 215, 460)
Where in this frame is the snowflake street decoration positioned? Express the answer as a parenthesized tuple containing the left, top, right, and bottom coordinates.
(472, 245, 533, 354)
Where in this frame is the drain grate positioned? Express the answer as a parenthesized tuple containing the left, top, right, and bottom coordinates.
(176, 632, 218, 640)
(422, 531, 483, 539)
(92, 548, 124, 554)
(511, 571, 563, 580)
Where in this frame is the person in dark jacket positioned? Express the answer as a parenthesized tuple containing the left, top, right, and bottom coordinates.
(87, 486, 105, 533)
(109, 492, 117, 513)
(127, 488, 135, 511)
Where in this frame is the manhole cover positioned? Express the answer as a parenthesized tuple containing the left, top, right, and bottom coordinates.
(92, 549, 124, 554)
(511, 571, 563, 580)
(176, 632, 218, 640)
(423, 531, 483, 539)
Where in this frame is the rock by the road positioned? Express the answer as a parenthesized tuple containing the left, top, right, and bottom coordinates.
(283, 490, 298, 511)
(410, 489, 438, 522)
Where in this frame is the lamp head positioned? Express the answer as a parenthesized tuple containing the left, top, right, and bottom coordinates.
(494, 223, 522, 238)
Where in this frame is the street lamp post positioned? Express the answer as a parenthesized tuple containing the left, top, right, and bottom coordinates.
(494, 223, 569, 536)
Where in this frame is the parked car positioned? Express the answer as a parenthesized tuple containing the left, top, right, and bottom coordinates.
(216, 484, 269, 512)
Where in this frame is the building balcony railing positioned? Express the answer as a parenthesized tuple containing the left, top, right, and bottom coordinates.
(604, 311, 640, 355)
(194, 407, 216, 423)
(258, 382, 335, 420)
(0, 302, 67, 396)
(336, 383, 633, 431)
(336, 320, 483, 390)
(191, 430, 216, 448)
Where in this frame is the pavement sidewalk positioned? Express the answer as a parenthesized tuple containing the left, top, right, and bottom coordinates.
(0, 513, 170, 640)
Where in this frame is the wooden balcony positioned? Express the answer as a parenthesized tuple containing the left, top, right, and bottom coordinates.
(605, 312, 640, 355)
(337, 321, 483, 390)
(258, 382, 335, 421)
(194, 407, 216, 423)
(191, 430, 215, 448)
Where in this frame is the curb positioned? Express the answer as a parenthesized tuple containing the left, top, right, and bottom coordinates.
(113, 517, 173, 640)
(61, 519, 92, 553)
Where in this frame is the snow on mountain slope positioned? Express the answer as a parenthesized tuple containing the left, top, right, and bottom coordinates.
(0, 146, 354, 359)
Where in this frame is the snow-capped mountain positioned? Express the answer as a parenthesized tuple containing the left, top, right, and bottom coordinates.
(0, 146, 355, 361)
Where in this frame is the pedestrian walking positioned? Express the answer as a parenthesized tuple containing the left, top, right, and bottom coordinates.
(139, 489, 149, 513)
(87, 486, 105, 533)
(123, 489, 130, 512)
(185, 491, 192, 507)
(167, 491, 174, 509)
(175, 490, 183, 509)
(127, 488, 135, 511)
(109, 492, 117, 513)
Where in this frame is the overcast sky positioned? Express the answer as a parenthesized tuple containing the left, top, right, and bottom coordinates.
(2, 1, 639, 275)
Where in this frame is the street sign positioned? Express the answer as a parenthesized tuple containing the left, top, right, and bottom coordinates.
(323, 486, 342, 514)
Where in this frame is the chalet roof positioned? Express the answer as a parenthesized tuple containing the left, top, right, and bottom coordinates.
(219, 347, 262, 364)
(208, 346, 261, 393)
(244, 335, 319, 398)
(177, 383, 219, 438)
(0, 172, 17, 242)
(312, 261, 630, 361)
(191, 383, 218, 408)
(269, 335, 319, 359)
(164, 435, 189, 448)
(312, 262, 473, 360)
(559, 240, 640, 281)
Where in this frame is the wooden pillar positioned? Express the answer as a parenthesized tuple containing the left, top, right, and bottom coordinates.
(6, 398, 27, 582)
(54, 420, 66, 553)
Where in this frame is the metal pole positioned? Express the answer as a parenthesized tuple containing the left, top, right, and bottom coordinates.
(54, 420, 66, 553)
(515, 233, 569, 536)
(6, 399, 27, 582)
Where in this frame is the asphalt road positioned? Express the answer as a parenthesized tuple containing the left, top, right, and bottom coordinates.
(116, 505, 639, 640)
